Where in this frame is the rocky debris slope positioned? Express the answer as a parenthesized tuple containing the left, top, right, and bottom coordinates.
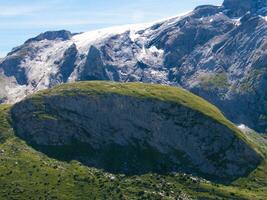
(1, 0, 267, 132)
(10, 81, 261, 182)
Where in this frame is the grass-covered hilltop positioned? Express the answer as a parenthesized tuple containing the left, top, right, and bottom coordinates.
(0, 81, 266, 200)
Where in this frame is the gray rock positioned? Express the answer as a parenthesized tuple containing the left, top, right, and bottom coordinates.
(223, 0, 267, 17)
(11, 93, 260, 182)
(25, 30, 72, 43)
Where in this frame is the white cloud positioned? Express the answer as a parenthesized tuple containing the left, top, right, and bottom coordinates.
(131, 11, 146, 22)
(0, 5, 46, 17)
(0, 18, 117, 30)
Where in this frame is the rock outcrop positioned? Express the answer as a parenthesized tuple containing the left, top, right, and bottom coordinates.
(223, 0, 267, 17)
(25, 30, 72, 44)
(10, 82, 261, 182)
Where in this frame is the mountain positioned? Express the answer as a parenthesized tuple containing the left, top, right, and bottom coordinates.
(1, 81, 267, 199)
(10, 81, 260, 181)
(1, 0, 267, 134)
(223, 0, 267, 17)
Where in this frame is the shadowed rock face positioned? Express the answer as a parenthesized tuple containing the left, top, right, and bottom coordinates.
(78, 46, 120, 81)
(11, 93, 260, 182)
(223, 0, 267, 17)
(25, 30, 72, 43)
(49, 44, 78, 86)
(0, 55, 27, 85)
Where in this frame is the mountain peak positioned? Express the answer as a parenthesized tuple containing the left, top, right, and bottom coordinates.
(25, 30, 72, 44)
(222, 0, 267, 17)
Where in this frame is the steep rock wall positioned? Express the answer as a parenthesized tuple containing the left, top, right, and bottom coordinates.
(11, 93, 260, 182)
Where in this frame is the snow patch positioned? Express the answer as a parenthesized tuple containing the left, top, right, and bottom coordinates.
(149, 46, 164, 55)
(237, 124, 252, 133)
(232, 17, 242, 26)
(238, 124, 246, 130)
(72, 23, 151, 52)
(72, 11, 191, 54)
(237, 124, 256, 134)
(260, 15, 267, 22)
(137, 45, 164, 65)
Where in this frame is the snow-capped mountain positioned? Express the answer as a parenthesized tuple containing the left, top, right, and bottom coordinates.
(1, 0, 267, 132)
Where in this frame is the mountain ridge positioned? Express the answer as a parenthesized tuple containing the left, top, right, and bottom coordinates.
(1, 0, 267, 133)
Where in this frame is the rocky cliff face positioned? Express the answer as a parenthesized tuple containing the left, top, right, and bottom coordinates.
(223, 0, 267, 17)
(1, 0, 267, 132)
(10, 82, 260, 182)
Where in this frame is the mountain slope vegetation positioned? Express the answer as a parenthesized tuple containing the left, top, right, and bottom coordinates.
(0, 81, 266, 200)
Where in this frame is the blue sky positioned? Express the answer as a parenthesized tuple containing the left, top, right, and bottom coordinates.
(0, 0, 223, 57)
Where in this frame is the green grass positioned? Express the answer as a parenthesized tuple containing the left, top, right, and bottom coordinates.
(232, 129, 267, 200)
(200, 73, 230, 90)
(37, 113, 58, 121)
(1, 104, 267, 199)
(1, 81, 267, 199)
(0, 104, 12, 142)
